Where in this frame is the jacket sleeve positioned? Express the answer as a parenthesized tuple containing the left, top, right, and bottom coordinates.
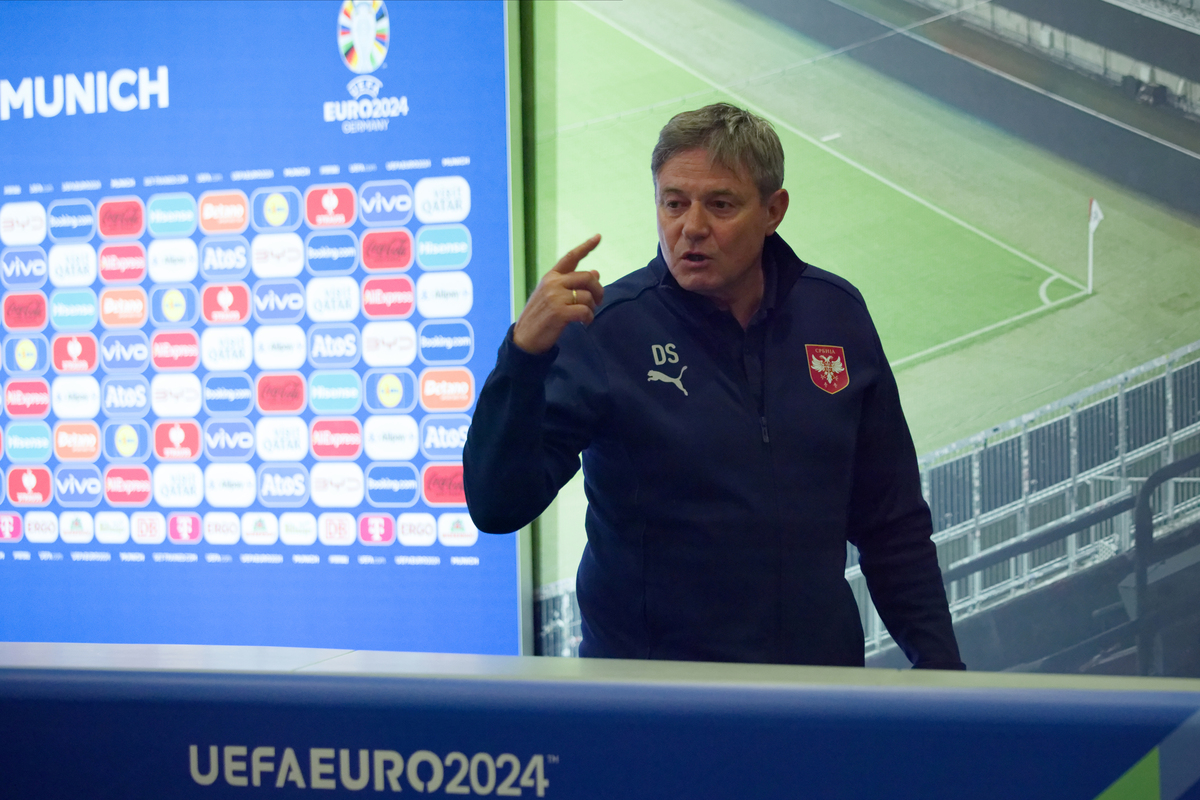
(846, 332, 965, 670)
(463, 324, 610, 534)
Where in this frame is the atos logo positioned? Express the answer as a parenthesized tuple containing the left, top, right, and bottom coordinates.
(100, 331, 150, 372)
(362, 276, 414, 319)
(149, 285, 199, 327)
(7, 466, 52, 506)
(307, 323, 359, 368)
(103, 420, 151, 461)
(153, 420, 202, 461)
(202, 373, 254, 415)
(304, 184, 356, 229)
(151, 330, 200, 370)
(252, 279, 305, 323)
(363, 368, 416, 414)
(311, 418, 362, 460)
(200, 236, 251, 280)
(258, 464, 309, 507)
(365, 463, 419, 508)
(422, 463, 465, 506)
(5, 378, 51, 417)
(53, 421, 101, 461)
(203, 418, 254, 461)
(101, 376, 150, 418)
(197, 190, 249, 235)
(4, 421, 52, 462)
(419, 414, 472, 460)
(308, 370, 362, 414)
(417, 319, 473, 365)
(48, 288, 98, 331)
(104, 465, 153, 506)
(54, 465, 102, 508)
(3, 334, 50, 374)
(257, 373, 305, 414)
(305, 231, 358, 275)
(98, 287, 148, 328)
(359, 180, 413, 227)
(168, 512, 202, 544)
(52, 333, 98, 374)
(358, 513, 395, 545)
(361, 229, 412, 271)
(98, 243, 146, 283)
(249, 187, 303, 232)
(1, 246, 48, 288)
(47, 199, 96, 242)
(201, 283, 250, 324)
(3, 291, 47, 330)
(97, 197, 145, 239)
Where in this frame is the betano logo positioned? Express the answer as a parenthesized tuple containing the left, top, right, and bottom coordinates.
(197, 191, 249, 235)
(1, 67, 168, 121)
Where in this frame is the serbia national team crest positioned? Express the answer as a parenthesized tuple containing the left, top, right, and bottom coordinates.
(806, 344, 848, 394)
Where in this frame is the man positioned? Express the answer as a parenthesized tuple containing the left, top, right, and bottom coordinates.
(465, 103, 963, 669)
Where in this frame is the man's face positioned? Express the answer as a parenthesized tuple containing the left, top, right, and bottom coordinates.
(656, 148, 788, 309)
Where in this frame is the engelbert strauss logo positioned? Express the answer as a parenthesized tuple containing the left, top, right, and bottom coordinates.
(323, 1, 407, 134)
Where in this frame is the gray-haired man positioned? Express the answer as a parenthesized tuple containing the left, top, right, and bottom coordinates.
(465, 103, 963, 668)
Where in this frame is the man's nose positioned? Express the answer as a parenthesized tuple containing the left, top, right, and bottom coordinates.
(682, 203, 709, 240)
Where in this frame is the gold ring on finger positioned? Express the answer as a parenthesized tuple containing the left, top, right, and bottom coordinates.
(572, 289, 578, 304)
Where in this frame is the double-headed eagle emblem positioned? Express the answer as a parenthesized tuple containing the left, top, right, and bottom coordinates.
(810, 353, 844, 385)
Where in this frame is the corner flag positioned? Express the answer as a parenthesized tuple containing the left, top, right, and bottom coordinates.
(1087, 198, 1103, 293)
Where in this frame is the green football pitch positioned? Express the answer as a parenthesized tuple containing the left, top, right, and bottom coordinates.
(529, 0, 1200, 585)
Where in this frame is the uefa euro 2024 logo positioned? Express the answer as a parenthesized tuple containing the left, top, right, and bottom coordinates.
(338, 0, 389, 74)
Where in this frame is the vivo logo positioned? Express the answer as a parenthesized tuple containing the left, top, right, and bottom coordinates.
(359, 180, 414, 226)
(100, 332, 150, 371)
(252, 279, 305, 323)
(1, 246, 48, 288)
(203, 419, 255, 461)
(55, 466, 103, 507)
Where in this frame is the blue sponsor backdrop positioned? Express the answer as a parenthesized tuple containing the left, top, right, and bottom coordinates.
(0, 1, 518, 655)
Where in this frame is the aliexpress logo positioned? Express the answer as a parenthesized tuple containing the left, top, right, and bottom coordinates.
(98, 242, 147, 283)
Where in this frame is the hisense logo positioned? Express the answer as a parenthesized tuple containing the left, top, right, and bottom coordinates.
(1, 67, 168, 120)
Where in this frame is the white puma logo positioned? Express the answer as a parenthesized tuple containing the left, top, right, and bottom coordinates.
(647, 366, 688, 396)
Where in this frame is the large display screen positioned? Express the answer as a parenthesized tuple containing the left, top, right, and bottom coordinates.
(0, 1, 520, 654)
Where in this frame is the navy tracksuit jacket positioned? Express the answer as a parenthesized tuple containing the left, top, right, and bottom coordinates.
(465, 234, 963, 668)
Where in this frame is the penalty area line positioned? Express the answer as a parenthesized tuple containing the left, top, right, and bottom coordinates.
(890, 289, 1087, 368)
(574, 2, 1087, 293)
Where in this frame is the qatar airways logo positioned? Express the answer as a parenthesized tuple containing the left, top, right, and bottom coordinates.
(1, 67, 168, 121)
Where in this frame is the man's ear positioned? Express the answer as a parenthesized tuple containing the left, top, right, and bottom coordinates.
(764, 188, 789, 235)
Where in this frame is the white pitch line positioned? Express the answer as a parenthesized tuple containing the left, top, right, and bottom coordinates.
(1038, 275, 1056, 306)
(573, 2, 1088, 293)
(891, 289, 1088, 367)
(820, 133, 842, 142)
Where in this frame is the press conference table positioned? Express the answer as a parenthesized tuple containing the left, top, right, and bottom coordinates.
(1, 642, 1198, 799)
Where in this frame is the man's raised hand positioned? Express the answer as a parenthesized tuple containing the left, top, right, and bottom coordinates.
(512, 235, 604, 354)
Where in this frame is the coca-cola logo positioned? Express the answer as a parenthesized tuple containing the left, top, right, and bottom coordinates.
(256, 373, 305, 413)
(97, 199, 145, 238)
(361, 229, 413, 271)
(422, 464, 465, 506)
(3, 292, 47, 329)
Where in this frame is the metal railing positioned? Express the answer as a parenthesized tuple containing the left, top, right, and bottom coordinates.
(850, 339, 1200, 657)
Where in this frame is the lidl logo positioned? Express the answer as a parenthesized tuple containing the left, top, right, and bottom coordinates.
(418, 319, 473, 365)
(99, 287, 148, 328)
(8, 466, 52, 506)
(52, 333, 98, 374)
(98, 243, 146, 283)
(48, 288, 98, 331)
(198, 190, 249, 235)
(99, 331, 150, 372)
(304, 184, 356, 229)
(365, 463, 419, 507)
(1, 246, 48, 288)
(250, 187, 302, 232)
(147, 193, 197, 238)
(419, 413, 471, 460)
(201, 283, 250, 324)
(358, 513, 395, 545)
(361, 228, 412, 271)
(419, 367, 474, 411)
(202, 373, 254, 416)
(153, 420, 201, 461)
(151, 330, 200, 370)
(97, 197, 145, 239)
(258, 463, 309, 507)
(101, 375, 150, 418)
(363, 368, 416, 414)
(53, 421, 101, 461)
(103, 420, 151, 461)
(203, 418, 254, 461)
(4, 334, 49, 374)
(47, 243, 97, 288)
(47, 199, 96, 242)
(310, 462, 364, 508)
(104, 465, 153, 506)
(422, 463, 465, 506)
(358, 179, 412, 227)
(415, 224, 471, 271)
(54, 465, 103, 508)
(305, 231, 358, 275)
(308, 323, 360, 369)
(3, 291, 47, 330)
(257, 373, 305, 414)
(311, 418, 362, 459)
(168, 512, 202, 544)
(5, 378, 51, 417)
(149, 284, 199, 327)
(148, 238, 199, 283)
(362, 276, 414, 318)
(4, 421, 52, 462)
(252, 278, 305, 324)
(200, 236, 251, 280)
(308, 370, 362, 414)
(0, 201, 47, 247)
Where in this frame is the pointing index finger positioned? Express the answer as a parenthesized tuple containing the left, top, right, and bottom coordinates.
(551, 234, 602, 274)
